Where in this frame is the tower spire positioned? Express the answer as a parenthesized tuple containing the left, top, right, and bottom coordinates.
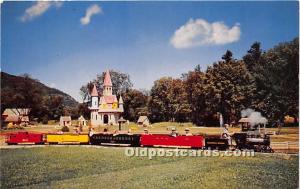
(103, 70, 113, 96)
(103, 70, 112, 87)
(91, 84, 98, 97)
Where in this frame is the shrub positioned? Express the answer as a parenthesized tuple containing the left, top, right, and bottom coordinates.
(42, 115, 49, 124)
(61, 126, 69, 132)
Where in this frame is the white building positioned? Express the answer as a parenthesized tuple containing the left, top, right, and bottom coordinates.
(60, 116, 72, 126)
(137, 116, 150, 127)
(89, 70, 124, 126)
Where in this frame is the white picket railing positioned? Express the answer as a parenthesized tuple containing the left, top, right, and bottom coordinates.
(271, 142, 299, 150)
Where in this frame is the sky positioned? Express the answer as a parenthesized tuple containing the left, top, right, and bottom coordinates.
(2, 1, 299, 102)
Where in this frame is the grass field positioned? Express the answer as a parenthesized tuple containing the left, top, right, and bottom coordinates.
(0, 146, 298, 189)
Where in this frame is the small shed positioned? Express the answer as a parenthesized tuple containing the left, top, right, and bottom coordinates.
(60, 116, 72, 126)
(137, 116, 150, 127)
(5, 115, 21, 124)
(2, 108, 30, 125)
(78, 115, 87, 126)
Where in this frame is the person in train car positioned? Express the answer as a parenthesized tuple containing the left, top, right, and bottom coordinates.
(221, 124, 231, 144)
(103, 128, 109, 134)
(127, 129, 132, 135)
(143, 128, 149, 135)
(89, 128, 95, 137)
(74, 128, 79, 134)
(184, 128, 192, 136)
(170, 128, 178, 137)
(113, 130, 119, 136)
(222, 124, 231, 140)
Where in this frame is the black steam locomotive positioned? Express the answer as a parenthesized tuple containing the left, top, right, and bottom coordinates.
(232, 118, 273, 152)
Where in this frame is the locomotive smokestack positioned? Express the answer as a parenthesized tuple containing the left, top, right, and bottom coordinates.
(241, 108, 267, 126)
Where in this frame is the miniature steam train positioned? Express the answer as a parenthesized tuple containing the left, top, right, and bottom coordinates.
(5, 131, 229, 149)
(4, 126, 272, 152)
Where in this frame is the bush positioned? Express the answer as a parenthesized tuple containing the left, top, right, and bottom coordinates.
(61, 126, 69, 132)
(42, 115, 49, 124)
(7, 123, 24, 130)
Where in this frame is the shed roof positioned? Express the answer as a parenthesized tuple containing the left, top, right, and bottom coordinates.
(78, 115, 86, 121)
(2, 108, 30, 116)
(137, 116, 148, 123)
(60, 116, 71, 121)
(5, 115, 20, 122)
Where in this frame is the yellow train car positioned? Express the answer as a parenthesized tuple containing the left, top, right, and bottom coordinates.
(46, 134, 89, 144)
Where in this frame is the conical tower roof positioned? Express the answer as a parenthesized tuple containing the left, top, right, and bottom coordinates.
(103, 70, 112, 87)
(91, 84, 98, 97)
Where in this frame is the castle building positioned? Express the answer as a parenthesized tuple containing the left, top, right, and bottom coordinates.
(89, 70, 124, 126)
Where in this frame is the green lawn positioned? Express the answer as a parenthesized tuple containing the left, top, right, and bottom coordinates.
(0, 146, 298, 189)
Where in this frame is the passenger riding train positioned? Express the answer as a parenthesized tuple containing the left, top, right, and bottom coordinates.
(4, 122, 272, 152)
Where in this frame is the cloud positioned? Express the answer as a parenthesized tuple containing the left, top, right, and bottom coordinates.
(170, 18, 241, 49)
(80, 4, 102, 25)
(20, 1, 63, 22)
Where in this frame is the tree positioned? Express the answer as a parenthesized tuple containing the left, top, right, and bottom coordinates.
(80, 70, 133, 102)
(148, 77, 191, 122)
(185, 70, 207, 125)
(194, 64, 202, 72)
(252, 38, 299, 123)
(205, 60, 256, 124)
(123, 89, 148, 121)
(77, 103, 90, 118)
(148, 77, 173, 122)
(5, 74, 45, 119)
(44, 95, 64, 120)
(243, 42, 263, 72)
(222, 50, 233, 63)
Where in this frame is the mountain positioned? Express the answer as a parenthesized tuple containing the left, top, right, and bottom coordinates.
(1, 72, 78, 108)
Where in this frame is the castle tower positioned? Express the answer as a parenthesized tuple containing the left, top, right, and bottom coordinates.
(90, 84, 100, 126)
(91, 84, 99, 109)
(103, 70, 112, 96)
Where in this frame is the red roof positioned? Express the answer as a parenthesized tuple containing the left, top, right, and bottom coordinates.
(102, 95, 118, 104)
(91, 84, 98, 96)
(5, 115, 20, 122)
(104, 70, 112, 86)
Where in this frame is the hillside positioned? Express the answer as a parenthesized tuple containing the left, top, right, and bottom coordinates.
(1, 72, 78, 108)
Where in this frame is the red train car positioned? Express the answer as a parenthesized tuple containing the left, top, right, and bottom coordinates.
(140, 134, 205, 148)
(5, 132, 44, 145)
